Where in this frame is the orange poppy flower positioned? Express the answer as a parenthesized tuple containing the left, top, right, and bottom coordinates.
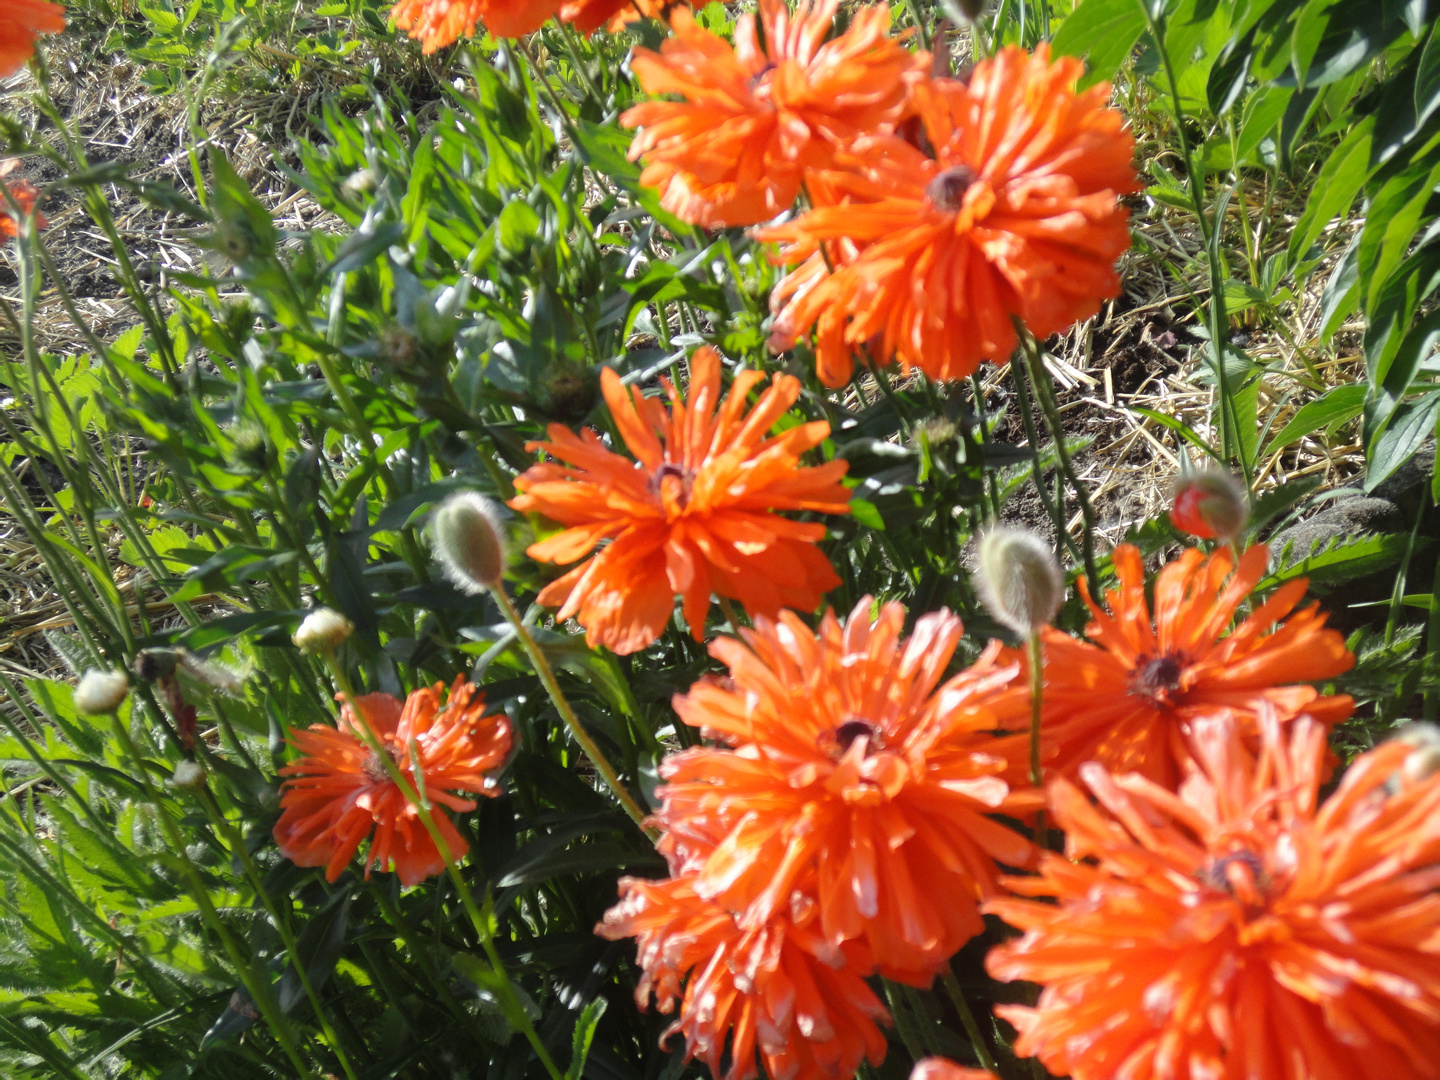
(597, 873, 889, 1080)
(557, 0, 676, 34)
(0, 0, 63, 77)
(620, 0, 926, 229)
(0, 178, 44, 237)
(991, 542, 1354, 791)
(756, 44, 1138, 387)
(655, 599, 1036, 985)
(274, 677, 512, 886)
(390, 0, 558, 50)
(508, 346, 850, 656)
(986, 710, 1440, 1080)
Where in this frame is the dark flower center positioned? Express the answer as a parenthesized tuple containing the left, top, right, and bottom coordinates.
(361, 748, 400, 785)
(1197, 849, 1269, 898)
(925, 165, 977, 212)
(649, 462, 695, 508)
(748, 61, 776, 91)
(1129, 652, 1186, 700)
(826, 718, 882, 758)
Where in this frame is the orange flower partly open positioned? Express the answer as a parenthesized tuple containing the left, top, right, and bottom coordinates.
(597, 873, 889, 1080)
(992, 542, 1353, 791)
(986, 711, 1440, 1080)
(621, 0, 926, 229)
(758, 44, 1138, 387)
(0, 0, 63, 77)
(0, 179, 44, 237)
(274, 677, 511, 886)
(390, 0, 557, 51)
(508, 346, 850, 655)
(654, 599, 1035, 984)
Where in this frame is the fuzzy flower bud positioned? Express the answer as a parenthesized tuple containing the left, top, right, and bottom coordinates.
(975, 526, 1064, 637)
(432, 491, 507, 594)
(171, 760, 206, 791)
(74, 668, 130, 716)
(1395, 722, 1440, 785)
(1170, 470, 1249, 541)
(292, 608, 354, 653)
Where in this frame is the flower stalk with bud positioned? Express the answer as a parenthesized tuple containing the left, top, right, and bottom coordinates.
(430, 491, 655, 836)
(976, 525, 1064, 841)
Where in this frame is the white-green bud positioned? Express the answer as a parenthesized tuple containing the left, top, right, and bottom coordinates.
(1395, 722, 1440, 785)
(74, 669, 129, 716)
(171, 760, 206, 790)
(975, 526, 1064, 637)
(432, 491, 507, 594)
(292, 608, 354, 653)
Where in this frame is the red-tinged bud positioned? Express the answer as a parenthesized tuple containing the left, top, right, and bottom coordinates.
(1171, 471, 1248, 541)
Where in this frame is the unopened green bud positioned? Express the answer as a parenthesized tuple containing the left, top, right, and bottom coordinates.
(228, 423, 274, 474)
(171, 760, 206, 790)
(293, 608, 354, 653)
(74, 668, 129, 715)
(432, 491, 507, 594)
(1395, 723, 1440, 785)
(975, 526, 1064, 637)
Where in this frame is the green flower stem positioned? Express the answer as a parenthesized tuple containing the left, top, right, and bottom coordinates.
(487, 587, 657, 838)
(1007, 350, 1083, 570)
(969, 374, 1003, 519)
(1132, 0, 1248, 484)
(1016, 324, 1101, 599)
(103, 712, 316, 1078)
(940, 971, 1000, 1074)
(317, 652, 567, 1080)
(882, 980, 930, 1063)
(1026, 631, 1050, 851)
(366, 880, 471, 1015)
(193, 786, 361, 1080)
(717, 596, 746, 634)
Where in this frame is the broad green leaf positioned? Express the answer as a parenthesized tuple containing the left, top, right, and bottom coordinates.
(1287, 116, 1374, 270)
(1263, 384, 1366, 456)
(1266, 532, 1413, 586)
(1366, 306, 1440, 446)
(1049, 0, 1148, 86)
(1359, 158, 1440, 315)
(1365, 390, 1440, 491)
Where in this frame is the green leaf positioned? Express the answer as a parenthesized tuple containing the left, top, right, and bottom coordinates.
(1287, 116, 1374, 270)
(1129, 406, 1224, 462)
(568, 997, 608, 1080)
(1049, 0, 1148, 86)
(1366, 305, 1440, 447)
(1359, 158, 1440, 315)
(1364, 234, 1440, 389)
(1365, 390, 1440, 491)
(498, 199, 541, 256)
(1263, 384, 1366, 456)
(1266, 532, 1413, 587)
(1247, 473, 1327, 535)
(848, 498, 885, 530)
(1319, 235, 1362, 341)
